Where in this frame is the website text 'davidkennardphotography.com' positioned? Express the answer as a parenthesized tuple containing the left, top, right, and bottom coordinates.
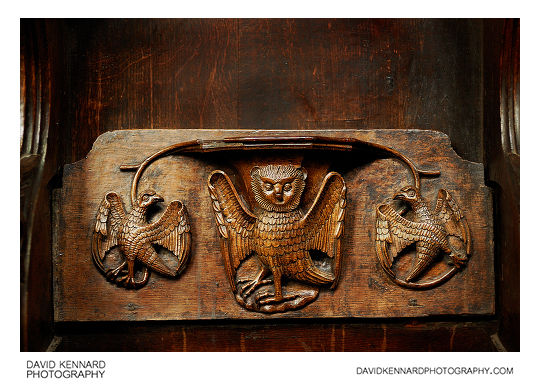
(356, 366, 514, 376)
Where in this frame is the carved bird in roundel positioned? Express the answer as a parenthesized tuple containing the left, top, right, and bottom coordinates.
(208, 165, 346, 307)
(92, 190, 191, 289)
(376, 186, 471, 283)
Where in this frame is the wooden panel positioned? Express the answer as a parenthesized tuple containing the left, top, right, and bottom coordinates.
(54, 129, 494, 321)
(483, 19, 520, 352)
(54, 320, 498, 352)
(62, 19, 239, 161)
(58, 19, 482, 163)
(21, 20, 65, 351)
(237, 19, 483, 162)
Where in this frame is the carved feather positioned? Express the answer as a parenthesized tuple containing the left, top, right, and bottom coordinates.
(137, 200, 192, 271)
(92, 192, 126, 261)
(297, 172, 346, 287)
(434, 189, 471, 254)
(375, 204, 434, 271)
(208, 170, 257, 291)
(301, 172, 346, 258)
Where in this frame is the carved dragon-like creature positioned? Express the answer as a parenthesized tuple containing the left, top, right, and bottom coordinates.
(92, 190, 191, 289)
(376, 185, 471, 284)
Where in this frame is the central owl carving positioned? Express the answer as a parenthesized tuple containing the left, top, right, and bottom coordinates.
(208, 164, 346, 313)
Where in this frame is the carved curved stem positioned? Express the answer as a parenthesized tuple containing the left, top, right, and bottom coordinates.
(223, 136, 440, 189)
(119, 140, 200, 206)
(361, 141, 441, 190)
(119, 136, 440, 206)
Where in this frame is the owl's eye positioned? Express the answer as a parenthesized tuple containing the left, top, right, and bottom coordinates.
(264, 182, 273, 191)
(283, 183, 292, 192)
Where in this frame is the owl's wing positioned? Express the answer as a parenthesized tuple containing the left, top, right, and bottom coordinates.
(140, 200, 191, 275)
(208, 170, 257, 292)
(434, 189, 471, 254)
(91, 192, 126, 271)
(375, 204, 429, 277)
(300, 172, 346, 287)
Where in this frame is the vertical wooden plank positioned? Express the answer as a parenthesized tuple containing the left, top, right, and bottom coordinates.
(483, 19, 520, 352)
(20, 19, 66, 351)
(64, 19, 238, 161)
(237, 19, 483, 162)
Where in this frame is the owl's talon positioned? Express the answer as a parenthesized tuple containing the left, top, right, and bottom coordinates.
(257, 293, 298, 306)
(239, 278, 273, 298)
(254, 290, 273, 302)
(237, 278, 255, 292)
(238, 282, 253, 298)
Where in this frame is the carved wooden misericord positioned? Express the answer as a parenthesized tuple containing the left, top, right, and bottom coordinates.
(54, 129, 493, 321)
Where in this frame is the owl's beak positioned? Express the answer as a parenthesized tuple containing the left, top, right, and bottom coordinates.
(274, 184, 283, 201)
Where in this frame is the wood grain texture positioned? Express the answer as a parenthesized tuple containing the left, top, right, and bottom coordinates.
(237, 19, 483, 164)
(54, 129, 494, 322)
(62, 19, 238, 162)
(58, 19, 482, 163)
(54, 320, 498, 352)
(483, 19, 520, 352)
(21, 20, 67, 351)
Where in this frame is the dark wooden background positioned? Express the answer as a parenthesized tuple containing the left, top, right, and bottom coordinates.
(20, 19, 519, 351)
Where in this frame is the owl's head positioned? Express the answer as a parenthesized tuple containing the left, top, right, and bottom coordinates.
(250, 165, 307, 212)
